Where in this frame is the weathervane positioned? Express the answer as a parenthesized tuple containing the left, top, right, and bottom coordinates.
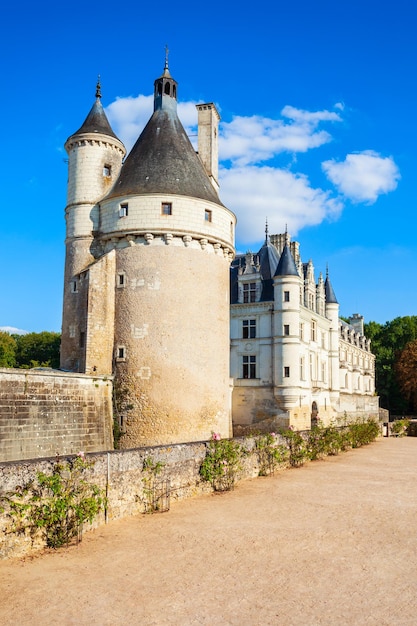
(96, 75, 101, 100)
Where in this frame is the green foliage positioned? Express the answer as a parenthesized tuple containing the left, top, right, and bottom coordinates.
(0, 331, 17, 367)
(280, 428, 308, 467)
(365, 316, 417, 413)
(200, 433, 244, 491)
(255, 432, 288, 476)
(0, 454, 106, 549)
(390, 418, 410, 437)
(345, 418, 380, 448)
(142, 457, 169, 513)
(395, 340, 417, 412)
(14, 331, 61, 369)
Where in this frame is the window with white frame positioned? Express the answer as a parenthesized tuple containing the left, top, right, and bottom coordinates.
(243, 355, 256, 379)
(119, 203, 128, 218)
(300, 356, 305, 380)
(204, 209, 212, 222)
(116, 345, 126, 361)
(311, 320, 317, 341)
(161, 202, 172, 215)
(284, 324, 290, 336)
(284, 366, 290, 378)
(243, 319, 256, 339)
(284, 290, 290, 302)
(117, 272, 126, 288)
(243, 282, 257, 303)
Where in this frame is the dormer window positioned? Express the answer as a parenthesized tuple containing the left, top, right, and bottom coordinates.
(119, 203, 128, 218)
(243, 282, 257, 303)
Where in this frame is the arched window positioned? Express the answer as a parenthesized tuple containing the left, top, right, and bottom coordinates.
(164, 82, 170, 95)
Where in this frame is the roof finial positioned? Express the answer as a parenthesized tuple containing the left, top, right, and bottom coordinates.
(326, 263, 329, 278)
(164, 44, 169, 71)
(265, 217, 269, 243)
(284, 223, 289, 245)
(95, 75, 102, 100)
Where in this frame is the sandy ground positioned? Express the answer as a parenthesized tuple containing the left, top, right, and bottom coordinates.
(1, 437, 416, 626)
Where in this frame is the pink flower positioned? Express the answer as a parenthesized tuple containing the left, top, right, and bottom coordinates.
(77, 451, 85, 458)
(212, 432, 221, 441)
(270, 432, 276, 437)
(289, 425, 295, 431)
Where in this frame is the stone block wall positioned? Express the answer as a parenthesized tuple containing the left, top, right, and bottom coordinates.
(0, 369, 113, 462)
(0, 437, 259, 559)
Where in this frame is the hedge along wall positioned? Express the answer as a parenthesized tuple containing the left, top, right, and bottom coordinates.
(0, 438, 260, 559)
(0, 369, 114, 462)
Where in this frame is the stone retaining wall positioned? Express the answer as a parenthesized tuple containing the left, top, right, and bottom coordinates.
(0, 369, 114, 462)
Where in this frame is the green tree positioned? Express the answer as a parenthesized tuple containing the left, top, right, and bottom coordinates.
(365, 316, 417, 414)
(0, 331, 17, 367)
(395, 339, 417, 412)
(14, 331, 61, 369)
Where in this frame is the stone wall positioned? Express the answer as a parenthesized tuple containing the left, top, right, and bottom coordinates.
(0, 369, 113, 462)
(0, 437, 260, 559)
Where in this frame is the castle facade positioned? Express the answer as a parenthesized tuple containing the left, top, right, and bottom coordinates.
(60, 59, 377, 448)
(230, 232, 378, 431)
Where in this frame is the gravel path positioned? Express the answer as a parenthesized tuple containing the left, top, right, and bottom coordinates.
(1, 437, 416, 625)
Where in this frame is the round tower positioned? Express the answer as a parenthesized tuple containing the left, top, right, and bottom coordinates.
(325, 270, 340, 402)
(61, 79, 126, 371)
(273, 242, 302, 416)
(98, 59, 236, 447)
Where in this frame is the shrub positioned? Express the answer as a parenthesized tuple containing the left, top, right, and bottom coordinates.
(280, 427, 308, 467)
(200, 433, 244, 491)
(390, 418, 410, 437)
(256, 432, 288, 476)
(0, 453, 106, 549)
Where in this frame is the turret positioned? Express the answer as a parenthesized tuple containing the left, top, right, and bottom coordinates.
(273, 243, 302, 411)
(61, 79, 125, 371)
(325, 269, 340, 397)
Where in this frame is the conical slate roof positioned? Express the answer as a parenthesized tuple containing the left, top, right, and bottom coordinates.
(67, 80, 120, 142)
(274, 243, 299, 277)
(105, 60, 222, 204)
(258, 238, 280, 281)
(325, 275, 338, 304)
(105, 108, 221, 203)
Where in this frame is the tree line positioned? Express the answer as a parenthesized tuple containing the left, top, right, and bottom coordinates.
(0, 331, 60, 369)
(365, 316, 417, 414)
(1, 317, 417, 414)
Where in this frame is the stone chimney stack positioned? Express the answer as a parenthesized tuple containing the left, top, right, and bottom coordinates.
(197, 103, 220, 192)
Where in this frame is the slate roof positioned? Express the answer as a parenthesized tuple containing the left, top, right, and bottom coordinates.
(274, 243, 299, 277)
(325, 275, 338, 304)
(67, 98, 120, 142)
(105, 107, 222, 204)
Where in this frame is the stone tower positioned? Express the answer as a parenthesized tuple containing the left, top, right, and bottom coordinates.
(273, 241, 302, 412)
(61, 59, 236, 447)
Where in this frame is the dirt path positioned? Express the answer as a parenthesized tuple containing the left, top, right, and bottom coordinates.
(1, 437, 416, 626)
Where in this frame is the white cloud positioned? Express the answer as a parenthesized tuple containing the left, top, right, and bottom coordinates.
(105, 94, 399, 247)
(220, 106, 342, 166)
(220, 165, 343, 246)
(322, 150, 401, 203)
(0, 326, 28, 335)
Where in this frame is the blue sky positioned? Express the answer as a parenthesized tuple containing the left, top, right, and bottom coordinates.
(0, 0, 416, 333)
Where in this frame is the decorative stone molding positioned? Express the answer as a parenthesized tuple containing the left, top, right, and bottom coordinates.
(144, 233, 154, 244)
(165, 233, 173, 245)
(183, 235, 192, 246)
(200, 238, 208, 249)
